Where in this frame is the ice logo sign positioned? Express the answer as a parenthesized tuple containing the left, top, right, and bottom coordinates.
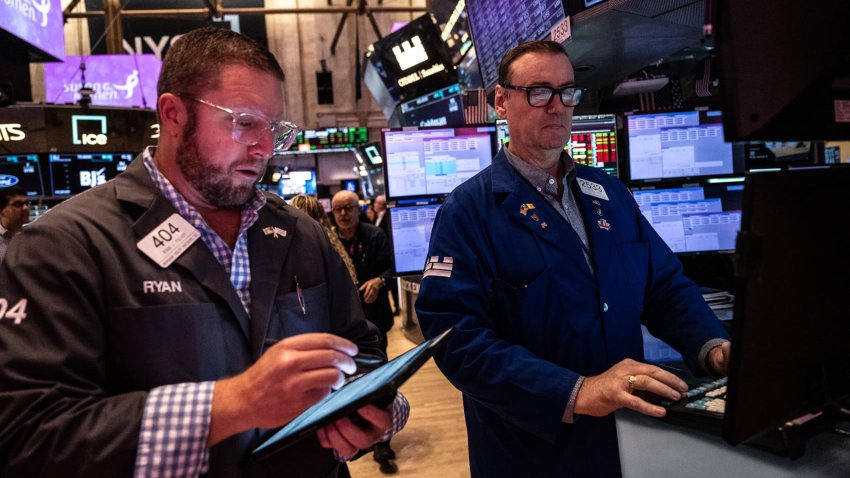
(31, 0, 51, 27)
(392, 36, 429, 71)
(71, 115, 108, 146)
(113, 70, 139, 99)
(80, 168, 107, 188)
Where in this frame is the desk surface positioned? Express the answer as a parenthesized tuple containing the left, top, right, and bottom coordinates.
(616, 409, 850, 478)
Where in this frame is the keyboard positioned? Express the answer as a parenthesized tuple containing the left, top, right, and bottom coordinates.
(660, 377, 727, 432)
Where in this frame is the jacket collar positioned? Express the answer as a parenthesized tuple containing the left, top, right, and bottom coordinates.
(116, 155, 254, 344)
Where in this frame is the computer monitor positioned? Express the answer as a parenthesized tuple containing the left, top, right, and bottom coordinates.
(465, 0, 568, 88)
(823, 141, 850, 165)
(495, 114, 619, 176)
(569, 114, 619, 177)
(723, 166, 850, 448)
(632, 180, 744, 255)
(388, 199, 442, 276)
(624, 110, 740, 182)
(717, 0, 850, 141)
(278, 170, 317, 197)
(382, 125, 496, 200)
(46, 152, 133, 197)
(744, 141, 814, 171)
(0, 154, 44, 197)
(396, 84, 465, 128)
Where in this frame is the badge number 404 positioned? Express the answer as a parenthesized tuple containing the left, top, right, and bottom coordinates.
(0, 298, 28, 325)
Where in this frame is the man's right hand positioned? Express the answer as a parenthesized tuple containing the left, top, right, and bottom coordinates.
(574, 358, 688, 418)
(207, 333, 358, 446)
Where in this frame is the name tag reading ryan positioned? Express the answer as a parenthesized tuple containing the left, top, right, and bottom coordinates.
(137, 213, 201, 268)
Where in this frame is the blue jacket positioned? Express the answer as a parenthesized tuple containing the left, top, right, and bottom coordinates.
(416, 148, 729, 477)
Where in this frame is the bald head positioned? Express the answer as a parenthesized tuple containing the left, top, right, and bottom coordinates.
(332, 190, 360, 237)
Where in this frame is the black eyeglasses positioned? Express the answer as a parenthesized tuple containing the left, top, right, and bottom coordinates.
(180, 95, 300, 152)
(501, 84, 583, 108)
(7, 200, 31, 209)
(332, 204, 358, 214)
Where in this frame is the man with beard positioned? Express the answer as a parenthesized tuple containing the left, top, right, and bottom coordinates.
(0, 27, 408, 478)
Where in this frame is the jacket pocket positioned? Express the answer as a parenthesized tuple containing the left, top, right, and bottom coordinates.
(270, 282, 331, 338)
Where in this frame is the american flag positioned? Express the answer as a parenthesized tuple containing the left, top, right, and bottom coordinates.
(463, 89, 489, 124)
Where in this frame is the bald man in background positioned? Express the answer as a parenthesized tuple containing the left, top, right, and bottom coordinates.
(331, 190, 397, 472)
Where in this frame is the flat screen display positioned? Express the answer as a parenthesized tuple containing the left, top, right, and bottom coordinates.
(0, 154, 44, 197)
(495, 114, 619, 176)
(569, 114, 618, 177)
(43, 54, 162, 108)
(397, 84, 465, 128)
(625, 110, 737, 181)
(47, 152, 132, 196)
(744, 141, 813, 170)
(389, 201, 441, 276)
(278, 170, 317, 197)
(382, 125, 495, 200)
(632, 181, 744, 254)
(465, 0, 566, 88)
(288, 127, 369, 153)
(0, 0, 65, 61)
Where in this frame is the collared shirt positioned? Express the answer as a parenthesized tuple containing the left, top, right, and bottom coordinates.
(134, 147, 408, 476)
(135, 146, 264, 477)
(503, 145, 593, 272)
(143, 147, 265, 314)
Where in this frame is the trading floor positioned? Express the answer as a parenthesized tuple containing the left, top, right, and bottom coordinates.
(348, 315, 470, 478)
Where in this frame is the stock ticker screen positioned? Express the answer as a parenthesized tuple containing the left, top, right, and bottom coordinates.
(289, 127, 369, 153)
(466, 0, 567, 88)
(0, 154, 44, 197)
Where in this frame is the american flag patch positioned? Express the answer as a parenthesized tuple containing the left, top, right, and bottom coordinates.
(423, 256, 453, 278)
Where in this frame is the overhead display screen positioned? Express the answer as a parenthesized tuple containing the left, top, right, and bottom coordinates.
(44, 54, 161, 108)
(466, 0, 566, 88)
(0, 0, 65, 61)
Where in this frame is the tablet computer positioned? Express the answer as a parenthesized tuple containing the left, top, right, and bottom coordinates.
(250, 327, 453, 461)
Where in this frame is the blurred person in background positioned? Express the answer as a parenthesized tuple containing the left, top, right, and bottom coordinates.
(331, 189, 398, 474)
(0, 186, 31, 262)
(289, 194, 358, 286)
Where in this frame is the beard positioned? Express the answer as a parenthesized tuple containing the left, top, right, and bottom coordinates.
(175, 115, 265, 209)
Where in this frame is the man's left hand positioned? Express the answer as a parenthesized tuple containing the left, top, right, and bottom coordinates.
(316, 404, 393, 459)
(708, 341, 731, 376)
(359, 278, 383, 304)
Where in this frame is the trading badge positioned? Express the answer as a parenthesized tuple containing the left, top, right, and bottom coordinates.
(530, 214, 540, 222)
(520, 203, 536, 216)
(597, 218, 611, 231)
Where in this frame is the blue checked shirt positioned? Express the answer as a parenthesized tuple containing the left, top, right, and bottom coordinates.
(135, 148, 408, 477)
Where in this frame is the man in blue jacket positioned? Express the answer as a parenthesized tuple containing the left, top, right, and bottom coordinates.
(416, 40, 731, 477)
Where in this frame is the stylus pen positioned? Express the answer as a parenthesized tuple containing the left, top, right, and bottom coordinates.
(262, 339, 384, 366)
(353, 356, 384, 366)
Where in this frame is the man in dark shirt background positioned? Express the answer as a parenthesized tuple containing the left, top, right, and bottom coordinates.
(331, 190, 397, 473)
